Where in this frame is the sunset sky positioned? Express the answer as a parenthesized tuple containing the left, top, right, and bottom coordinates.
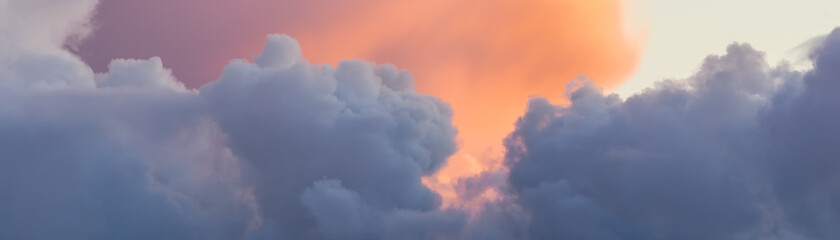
(2, 0, 840, 239)
(77, 0, 644, 203)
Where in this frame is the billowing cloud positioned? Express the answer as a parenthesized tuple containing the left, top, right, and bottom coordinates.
(1, 2, 255, 239)
(0, 83, 256, 240)
(502, 28, 840, 239)
(96, 57, 187, 91)
(761, 29, 840, 238)
(0, 0, 98, 92)
(4, 0, 840, 239)
(78, 1, 644, 201)
(1, 1, 460, 239)
(201, 34, 461, 239)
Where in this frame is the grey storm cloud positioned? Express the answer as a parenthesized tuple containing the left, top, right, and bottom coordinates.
(503, 28, 840, 239)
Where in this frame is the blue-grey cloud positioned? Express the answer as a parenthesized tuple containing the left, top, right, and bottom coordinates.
(1, 2, 257, 238)
(503, 28, 840, 240)
(202, 34, 461, 239)
(760, 28, 840, 239)
(4, 0, 840, 239)
(0, 1, 460, 239)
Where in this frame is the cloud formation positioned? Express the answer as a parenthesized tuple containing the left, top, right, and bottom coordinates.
(0, 0, 98, 92)
(1, 1, 459, 239)
(78, 2, 643, 196)
(1, 2, 254, 239)
(202, 34, 461, 239)
(503, 28, 840, 239)
(3, 0, 840, 239)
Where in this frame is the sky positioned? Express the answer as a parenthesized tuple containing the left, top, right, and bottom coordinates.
(75, 0, 643, 203)
(616, 0, 840, 96)
(2, 0, 840, 239)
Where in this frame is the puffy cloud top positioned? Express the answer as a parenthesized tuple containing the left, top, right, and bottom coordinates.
(0, 1, 460, 239)
(0, 0, 98, 92)
(96, 57, 187, 91)
(503, 28, 840, 239)
(201, 34, 460, 239)
(3, 0, 840, 239)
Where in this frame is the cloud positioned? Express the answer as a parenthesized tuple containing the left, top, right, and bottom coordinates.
(1, 1, 460, 239)
(502, 28, 840, 239)
(77, 1, 642, 190)
(201, 34, 461, 239)
(0, 89, 256, 239)
(0, 0, 97, 48)
(0, 0, 100, 92)
(4, 0, 840, 239)
(95, 57, 187, 91)
(0, 2, 256, 238)
(761, 28, 840, 238)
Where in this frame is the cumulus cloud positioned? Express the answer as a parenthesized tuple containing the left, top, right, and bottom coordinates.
(502, 28, 840, 239)
(0, 89, 256, 239)
(0, 0, 98, 92)
(201, 34, 461, 239)
(0, 1, 459, 239)
(4, 0, 840, 239)
(0, 2, 256, 239)
(761, 28, 840, 238)
(96, 57, 187, 91)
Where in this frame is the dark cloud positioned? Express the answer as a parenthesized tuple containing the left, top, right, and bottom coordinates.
(503, 28, 840, 239)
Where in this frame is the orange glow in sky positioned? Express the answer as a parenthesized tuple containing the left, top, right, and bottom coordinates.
(84, 0, 644, 206)
(267, 0, 645, 205)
